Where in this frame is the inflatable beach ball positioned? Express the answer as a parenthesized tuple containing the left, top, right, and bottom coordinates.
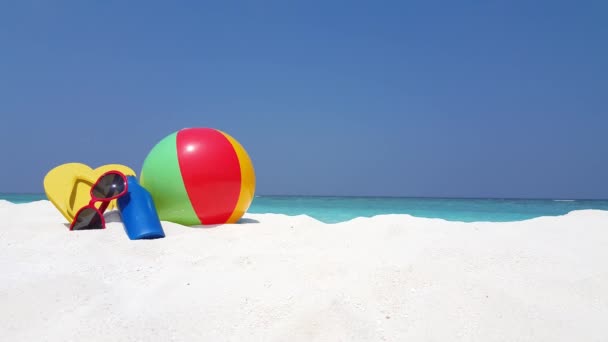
(140, 127, 255, 226)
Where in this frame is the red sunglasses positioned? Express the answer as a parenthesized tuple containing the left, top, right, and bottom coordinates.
(69, 170, 128, 231)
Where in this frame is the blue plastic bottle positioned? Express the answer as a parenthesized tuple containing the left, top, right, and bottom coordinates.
(117, 176, 165, 240)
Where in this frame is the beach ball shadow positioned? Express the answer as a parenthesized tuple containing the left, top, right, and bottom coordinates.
(188, 217, 260, 229)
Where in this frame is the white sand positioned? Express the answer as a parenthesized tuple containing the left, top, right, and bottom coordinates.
(1, 200, 608, 341)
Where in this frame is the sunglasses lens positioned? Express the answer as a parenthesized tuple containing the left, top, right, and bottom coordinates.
(93, 173, 126, 199)
(72, 207, 103, 230)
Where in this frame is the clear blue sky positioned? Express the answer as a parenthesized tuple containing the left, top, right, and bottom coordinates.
(1, 1, 606, 199)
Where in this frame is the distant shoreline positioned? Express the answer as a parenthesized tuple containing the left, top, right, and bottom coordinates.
(2, 192, 607, 201)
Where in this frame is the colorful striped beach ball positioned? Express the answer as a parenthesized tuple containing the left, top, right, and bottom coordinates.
(140, 127, 255, 226)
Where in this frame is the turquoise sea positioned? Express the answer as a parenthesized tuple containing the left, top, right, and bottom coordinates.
(2, 193, 608, 223)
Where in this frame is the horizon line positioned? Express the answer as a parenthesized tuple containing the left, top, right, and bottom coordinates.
(1, 192, 607, 201)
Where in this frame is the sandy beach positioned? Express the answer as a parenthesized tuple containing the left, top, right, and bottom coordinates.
(1, 199, 607, 341)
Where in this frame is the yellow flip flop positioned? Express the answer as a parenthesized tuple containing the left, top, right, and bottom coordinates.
(43, 162, 137, 223)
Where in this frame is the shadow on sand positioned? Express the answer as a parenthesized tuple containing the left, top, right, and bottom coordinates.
(237, 217, 260, 224)
(188, 217, 260, 229)
(63, 211, 260, 230)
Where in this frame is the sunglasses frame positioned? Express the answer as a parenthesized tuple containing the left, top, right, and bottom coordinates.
(69, 170, 128, 231)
